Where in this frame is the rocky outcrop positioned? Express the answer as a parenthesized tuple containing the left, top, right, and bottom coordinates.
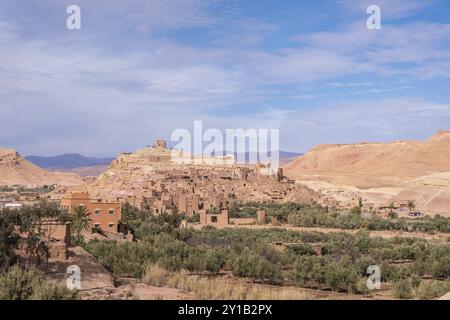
(0, 147, 83, 186)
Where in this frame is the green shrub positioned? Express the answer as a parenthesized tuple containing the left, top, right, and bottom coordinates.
(231, 249, 281, 283)
(417, 280, 450, 300)
(392, 279, 413, 299)
(0, 265, 78, 300)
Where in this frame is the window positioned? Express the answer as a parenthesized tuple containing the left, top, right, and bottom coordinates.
(94, 223, 100, 228)
(108, 209, 114, 215)
(211, 216, 218, 223)
(108, 223, 114, 228)
(94, 209, 100, 215)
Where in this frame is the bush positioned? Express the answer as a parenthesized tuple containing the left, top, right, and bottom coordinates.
(291, 256, 323, 287)
(203, 250, 226, 274)
(417, 280, 450, 300)
(392, 279, 413, 299)
(0, 265, 78, 300)
(0, 213, 19, 271)
(231, 249, 281, 283)
(84, 241, 152, 277)
(142, 264, 171, 287)
(325, 256, 359, 293)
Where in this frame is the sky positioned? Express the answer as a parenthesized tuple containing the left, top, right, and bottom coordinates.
(1, 0, 450, 157)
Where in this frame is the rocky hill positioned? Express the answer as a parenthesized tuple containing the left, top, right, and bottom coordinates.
(284, 130, 450, 188)
(73, 141, 325, 210)
(0, 147, 83, 186)
(395, 172, 450, 216)
(283, 130, 450, 216)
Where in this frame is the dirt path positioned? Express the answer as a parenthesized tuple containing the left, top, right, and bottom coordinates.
(114, 279, 198, 300)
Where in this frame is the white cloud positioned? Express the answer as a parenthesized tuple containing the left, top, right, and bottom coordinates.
(1, 2, 450, 156)
(293, 21, 450, 79)
(279, 97, 450, 152)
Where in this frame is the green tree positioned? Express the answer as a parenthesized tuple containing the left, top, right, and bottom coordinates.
(120, 203, 140, 225)
(204, 250, 225, 274)
(231, 249, 280, 284)
(392, 279, 413, 299)
(407, 201, 416, 213)
(388, 202, 397, 219)
(0, 212, 19, 271)
(15, 201, 67, 269)
(71, 206, 92, 244)
(417, 280, 450, 300)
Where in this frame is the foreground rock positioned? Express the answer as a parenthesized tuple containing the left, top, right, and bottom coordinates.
(46, 246, 196, 300)
(47, 246, 115, 293)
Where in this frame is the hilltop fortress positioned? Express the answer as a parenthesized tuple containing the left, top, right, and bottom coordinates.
(80, 140, 333, 215)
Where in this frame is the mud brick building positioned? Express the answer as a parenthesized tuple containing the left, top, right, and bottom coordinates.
(61, 192, 121, 233)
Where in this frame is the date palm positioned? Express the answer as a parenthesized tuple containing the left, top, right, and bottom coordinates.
(407, 201, 416, 213)
(388, 202, 396, 215)
(71, 206, 92, 242)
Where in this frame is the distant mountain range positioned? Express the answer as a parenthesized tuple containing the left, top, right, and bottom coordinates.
(0, 148, 82, 186)
(26, 153, 115, 170)
(25, 151, 302, 172)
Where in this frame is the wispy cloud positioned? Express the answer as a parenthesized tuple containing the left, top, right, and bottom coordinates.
(0, 1, 449, 156)
(279, 97, 450, 151)
(338, 0, 434, 19)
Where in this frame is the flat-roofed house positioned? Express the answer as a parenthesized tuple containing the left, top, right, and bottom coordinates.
(61, 192, 121, 233)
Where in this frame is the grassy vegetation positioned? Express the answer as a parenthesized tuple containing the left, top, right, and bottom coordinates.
(0, 202, 78, 300)
(242, 201, 450, 233)
(82, 204, 450, 299)
(143, 264, 310, 300)
(0, 265, 78, 300)
(0, 185, 55, 194)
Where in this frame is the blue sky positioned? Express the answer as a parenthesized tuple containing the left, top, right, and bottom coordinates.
(1, 0, 450, 156)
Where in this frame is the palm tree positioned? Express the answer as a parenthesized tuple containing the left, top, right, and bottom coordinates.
(388, 202, 397, 219)
(71, 206, 92, 243)
(407, 200, 416, 213)
(388, 202, 396, 214)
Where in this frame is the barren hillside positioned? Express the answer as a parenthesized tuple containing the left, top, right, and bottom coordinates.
(0, 147, 83, 186)
(284, 130, 450, 188)
(395, 172, 450, 216)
